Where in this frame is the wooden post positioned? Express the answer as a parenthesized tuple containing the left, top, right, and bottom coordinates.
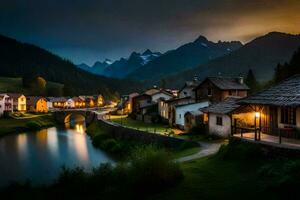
(259, 113, 262, 141)
(254, 112, 257, 141)
(241, 128, 243, 138)
(279, 129, 282, 144)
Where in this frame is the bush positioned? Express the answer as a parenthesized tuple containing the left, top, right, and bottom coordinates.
(129, 145, 184, 194)
(26, 121, 41, 130)
(188, 124, 207, 135)
(217, 139, 264, 160)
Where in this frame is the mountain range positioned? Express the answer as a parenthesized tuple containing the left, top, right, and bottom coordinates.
(163, 32, 300, 88)
(78, 50, 161, 78)
(127, 36, 242, 80)
(78, 32, 300, 90)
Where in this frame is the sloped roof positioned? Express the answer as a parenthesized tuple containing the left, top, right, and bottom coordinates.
(179, 80, 200, 93)
(72, 97, 84, 102)
(201, 97, 242, 114)
(239, 75, 300, 106)
(151, 89, 174, 97)
(164, 96, 192, 103)
(26, 96, 46, 106)
(51, 97, 67, 102)
(144, 88, 160, 96)
(185, 110, 202, 116)
(195, 77, 249, 90)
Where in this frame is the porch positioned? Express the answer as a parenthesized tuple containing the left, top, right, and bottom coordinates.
(232, 126, 300, 149)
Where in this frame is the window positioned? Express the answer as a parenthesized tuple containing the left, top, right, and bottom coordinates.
(207, 88, 212, 96)
(216, 116, 223, 126)
(281, 107, 296, 125)
(179, 114, 182, 119)
(229, 90, 233, 96)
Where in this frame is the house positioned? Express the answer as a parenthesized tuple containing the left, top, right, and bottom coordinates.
(66, 98, 75, 108)
(201, 97, 243, 137)
(84, 96, 96, 108)
(158, 96, 194, 124)
(46, 97, 54, 110)
(150, 89, 174, 103)
(121, 93, 139, 114)
(132, 94, 152, 116)
(0, 94, 13, 116)
(52, 97, 67, 108)
(72, 97, 86, 108)
(174, 101, 210, 130)
(94, 95, 105, 107)
(26, 96, 48, 112)
(8, 93, 26, 112)
(178, 77, 200, 99)
(234, 75, 300, 143)
(194, 77, 249, 103)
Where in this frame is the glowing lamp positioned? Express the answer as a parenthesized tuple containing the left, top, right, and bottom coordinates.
(255, 112, 260, 118)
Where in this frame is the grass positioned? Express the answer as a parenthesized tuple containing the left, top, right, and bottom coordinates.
(172, 146, 200, 159)
(0, 113, 56, 136)
(150, 140, 296, 200)
(86, 120, 199, 159)
(0, 76, 63, 95)
(110, 115, 182, 136)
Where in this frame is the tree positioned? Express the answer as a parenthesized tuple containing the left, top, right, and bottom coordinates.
(35, 76, 47, 95)
(274, 47, 300, 83)
(245, 69, 259, 94)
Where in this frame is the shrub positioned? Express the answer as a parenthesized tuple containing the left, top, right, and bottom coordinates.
(188, 124, 207, 135)
(217, 139, 264, 160)
(26, 121, 41, 130)
(129, 145, 184, 195)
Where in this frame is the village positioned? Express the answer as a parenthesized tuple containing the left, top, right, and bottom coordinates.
(2, 74, 300, 149)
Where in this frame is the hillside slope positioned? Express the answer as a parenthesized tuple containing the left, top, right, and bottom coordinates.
(0, 34, 141, 96)
(164, 32, 300, 88)
(127, 36, 242, 80)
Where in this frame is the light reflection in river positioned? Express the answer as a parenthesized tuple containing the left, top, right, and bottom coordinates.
(0, 121, 113, 187)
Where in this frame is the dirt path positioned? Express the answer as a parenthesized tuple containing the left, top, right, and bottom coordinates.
(176, 141, 222, 162)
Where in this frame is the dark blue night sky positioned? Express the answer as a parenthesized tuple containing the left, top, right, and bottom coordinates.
(1, 0, 299, 64)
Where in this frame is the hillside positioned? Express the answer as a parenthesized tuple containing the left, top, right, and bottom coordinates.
(0, 34, 142, 97)
(0, 77, 63, 95)
(164, 32, 300, 88)
(127, 36, 242, 80)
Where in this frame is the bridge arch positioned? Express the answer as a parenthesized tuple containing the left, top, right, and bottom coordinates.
(64, 113, 86, 123)
(54, 110, 96, 126)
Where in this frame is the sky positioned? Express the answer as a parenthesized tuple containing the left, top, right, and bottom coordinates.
(0, 0, 300, 65)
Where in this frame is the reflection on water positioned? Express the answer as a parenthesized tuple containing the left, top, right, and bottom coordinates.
(0, 121, 113, 187)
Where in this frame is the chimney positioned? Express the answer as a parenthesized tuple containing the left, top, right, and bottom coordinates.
(237, 76, 244, 84)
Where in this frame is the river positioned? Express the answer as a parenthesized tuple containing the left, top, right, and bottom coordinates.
(0, 121, 113, 187)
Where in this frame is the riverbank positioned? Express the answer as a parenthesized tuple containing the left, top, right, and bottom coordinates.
(86, 120, 200, 159)
(0, 113, 56, 137)
(3, 139, 300, 200)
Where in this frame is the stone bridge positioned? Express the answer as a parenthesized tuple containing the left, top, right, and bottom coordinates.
(53, 110, 97, 126)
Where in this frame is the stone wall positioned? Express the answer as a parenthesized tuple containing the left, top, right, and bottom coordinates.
(98, 119, 198, 149)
